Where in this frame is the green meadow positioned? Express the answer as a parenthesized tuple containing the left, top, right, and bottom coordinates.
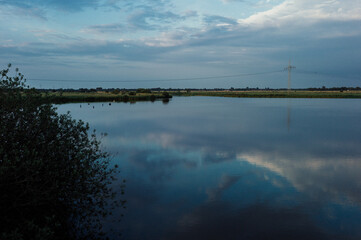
(38, 90, 361, 104)
(173, 90, 361, 99)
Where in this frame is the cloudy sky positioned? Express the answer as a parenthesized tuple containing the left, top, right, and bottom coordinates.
(0, 0, 360, 89)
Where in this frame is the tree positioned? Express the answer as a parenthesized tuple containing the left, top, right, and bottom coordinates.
(162, 91, 171, 98)
(136, 88, 151, 94)
(111, 89, 120, 94)
(0, 64, 124, 240)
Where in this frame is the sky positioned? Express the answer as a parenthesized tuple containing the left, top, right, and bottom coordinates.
(0, 0, 360, 89)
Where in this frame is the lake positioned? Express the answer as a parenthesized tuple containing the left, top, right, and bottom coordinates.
(57, 97, 361, 240)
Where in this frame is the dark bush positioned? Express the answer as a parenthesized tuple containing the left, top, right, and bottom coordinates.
(136, 88, 151, 94)
(122, 95, 129, 102)
(150, 94, 156, 102)
(111, 89, 120, 94)
(162, 91, 171, 98)
(0, 64, 124, 240)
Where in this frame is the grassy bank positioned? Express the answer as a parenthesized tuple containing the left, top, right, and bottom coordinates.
(43, 91, 172, 103)
(38, 90, 361, 103)
(173, 90, 361, 99)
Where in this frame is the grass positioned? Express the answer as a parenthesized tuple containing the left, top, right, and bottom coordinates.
(43, 91, 171, 103)
(173, 90, 361, 99)
(39, 90, 361, 104)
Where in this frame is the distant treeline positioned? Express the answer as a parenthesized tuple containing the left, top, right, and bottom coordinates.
(37, 86, 361, 93)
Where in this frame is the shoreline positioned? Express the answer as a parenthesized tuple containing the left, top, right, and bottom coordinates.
(38, 90, 361, 104)
(173, 90, 361, 99)
(43, 92, 172, 104)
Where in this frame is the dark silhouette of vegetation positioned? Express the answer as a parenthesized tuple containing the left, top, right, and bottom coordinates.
(162, 91, 171, 98)
(37, 86, 361, 95)
(42, 92, 171, 104)
(123, 94, 129, 102)
(0, 64, 124, 240)
(136, 88, 151, 94)
(111, 89, 120, 94)
(150, 94, 156, 102)
(172, 90, 361, 99)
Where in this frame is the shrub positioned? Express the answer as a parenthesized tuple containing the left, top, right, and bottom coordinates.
(112, 89, 120, 94)
(0, 64, 124, 240)
(162, 91, 171, 98)
(150, 94, 156, 102)
(136, 88, 151, 94)
(122, 95, 129, 102)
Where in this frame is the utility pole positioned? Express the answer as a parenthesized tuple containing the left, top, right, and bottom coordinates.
(285, 60, 296, 93)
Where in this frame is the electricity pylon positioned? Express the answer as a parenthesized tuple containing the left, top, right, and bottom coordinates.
(285, 60, 296, 93)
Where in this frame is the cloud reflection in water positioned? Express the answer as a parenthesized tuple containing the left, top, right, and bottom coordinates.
(57, 97, 361, 239)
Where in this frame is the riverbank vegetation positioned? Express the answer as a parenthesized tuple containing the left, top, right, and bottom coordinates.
(173, 90, 361, 98)
(41, 90, 172, 104)
(0, 64, 124, 239)
(35, 87, 361, 103)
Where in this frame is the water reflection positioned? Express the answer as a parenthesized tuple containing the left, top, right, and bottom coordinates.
(287, 99, 291, 131)
(57, 97, 361, 239)
(169, 202, 332, 240)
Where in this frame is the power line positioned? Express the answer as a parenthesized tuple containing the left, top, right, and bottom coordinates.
(294, 69, 361, 80)
(27, 70, 283, 83)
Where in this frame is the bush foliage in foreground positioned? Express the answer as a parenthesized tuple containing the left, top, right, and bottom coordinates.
(0, 64, 124, 240)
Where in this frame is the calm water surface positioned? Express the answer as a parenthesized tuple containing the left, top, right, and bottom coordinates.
(57, 97, 361, 240)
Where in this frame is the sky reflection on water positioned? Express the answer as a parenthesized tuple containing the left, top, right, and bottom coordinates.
(57, 97, 361, 240)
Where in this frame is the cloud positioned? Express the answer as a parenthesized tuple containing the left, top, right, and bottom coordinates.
(84, 7, 196, 34)
(0, 1, 47, 20)
(127, 9, 183, 31)
(0, 0, 110, 12)
(142, 30, 193, 47)
(0, 38, 176, 62)
(120, 0, 172, 10)
(93, 97, 361, 207)
(221, 0, 249, 2)
(238, 151, 361, 206)
(183, 10, 198, 18)
(59, 98, 361, 239)
(126, 6, 194, 32)
(2, 0, 361, 88)
(203, 15, 238, 26)
(206, 175, 242, 202)
(238, 0, 361, 29)
(85, 23, 125, 34)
